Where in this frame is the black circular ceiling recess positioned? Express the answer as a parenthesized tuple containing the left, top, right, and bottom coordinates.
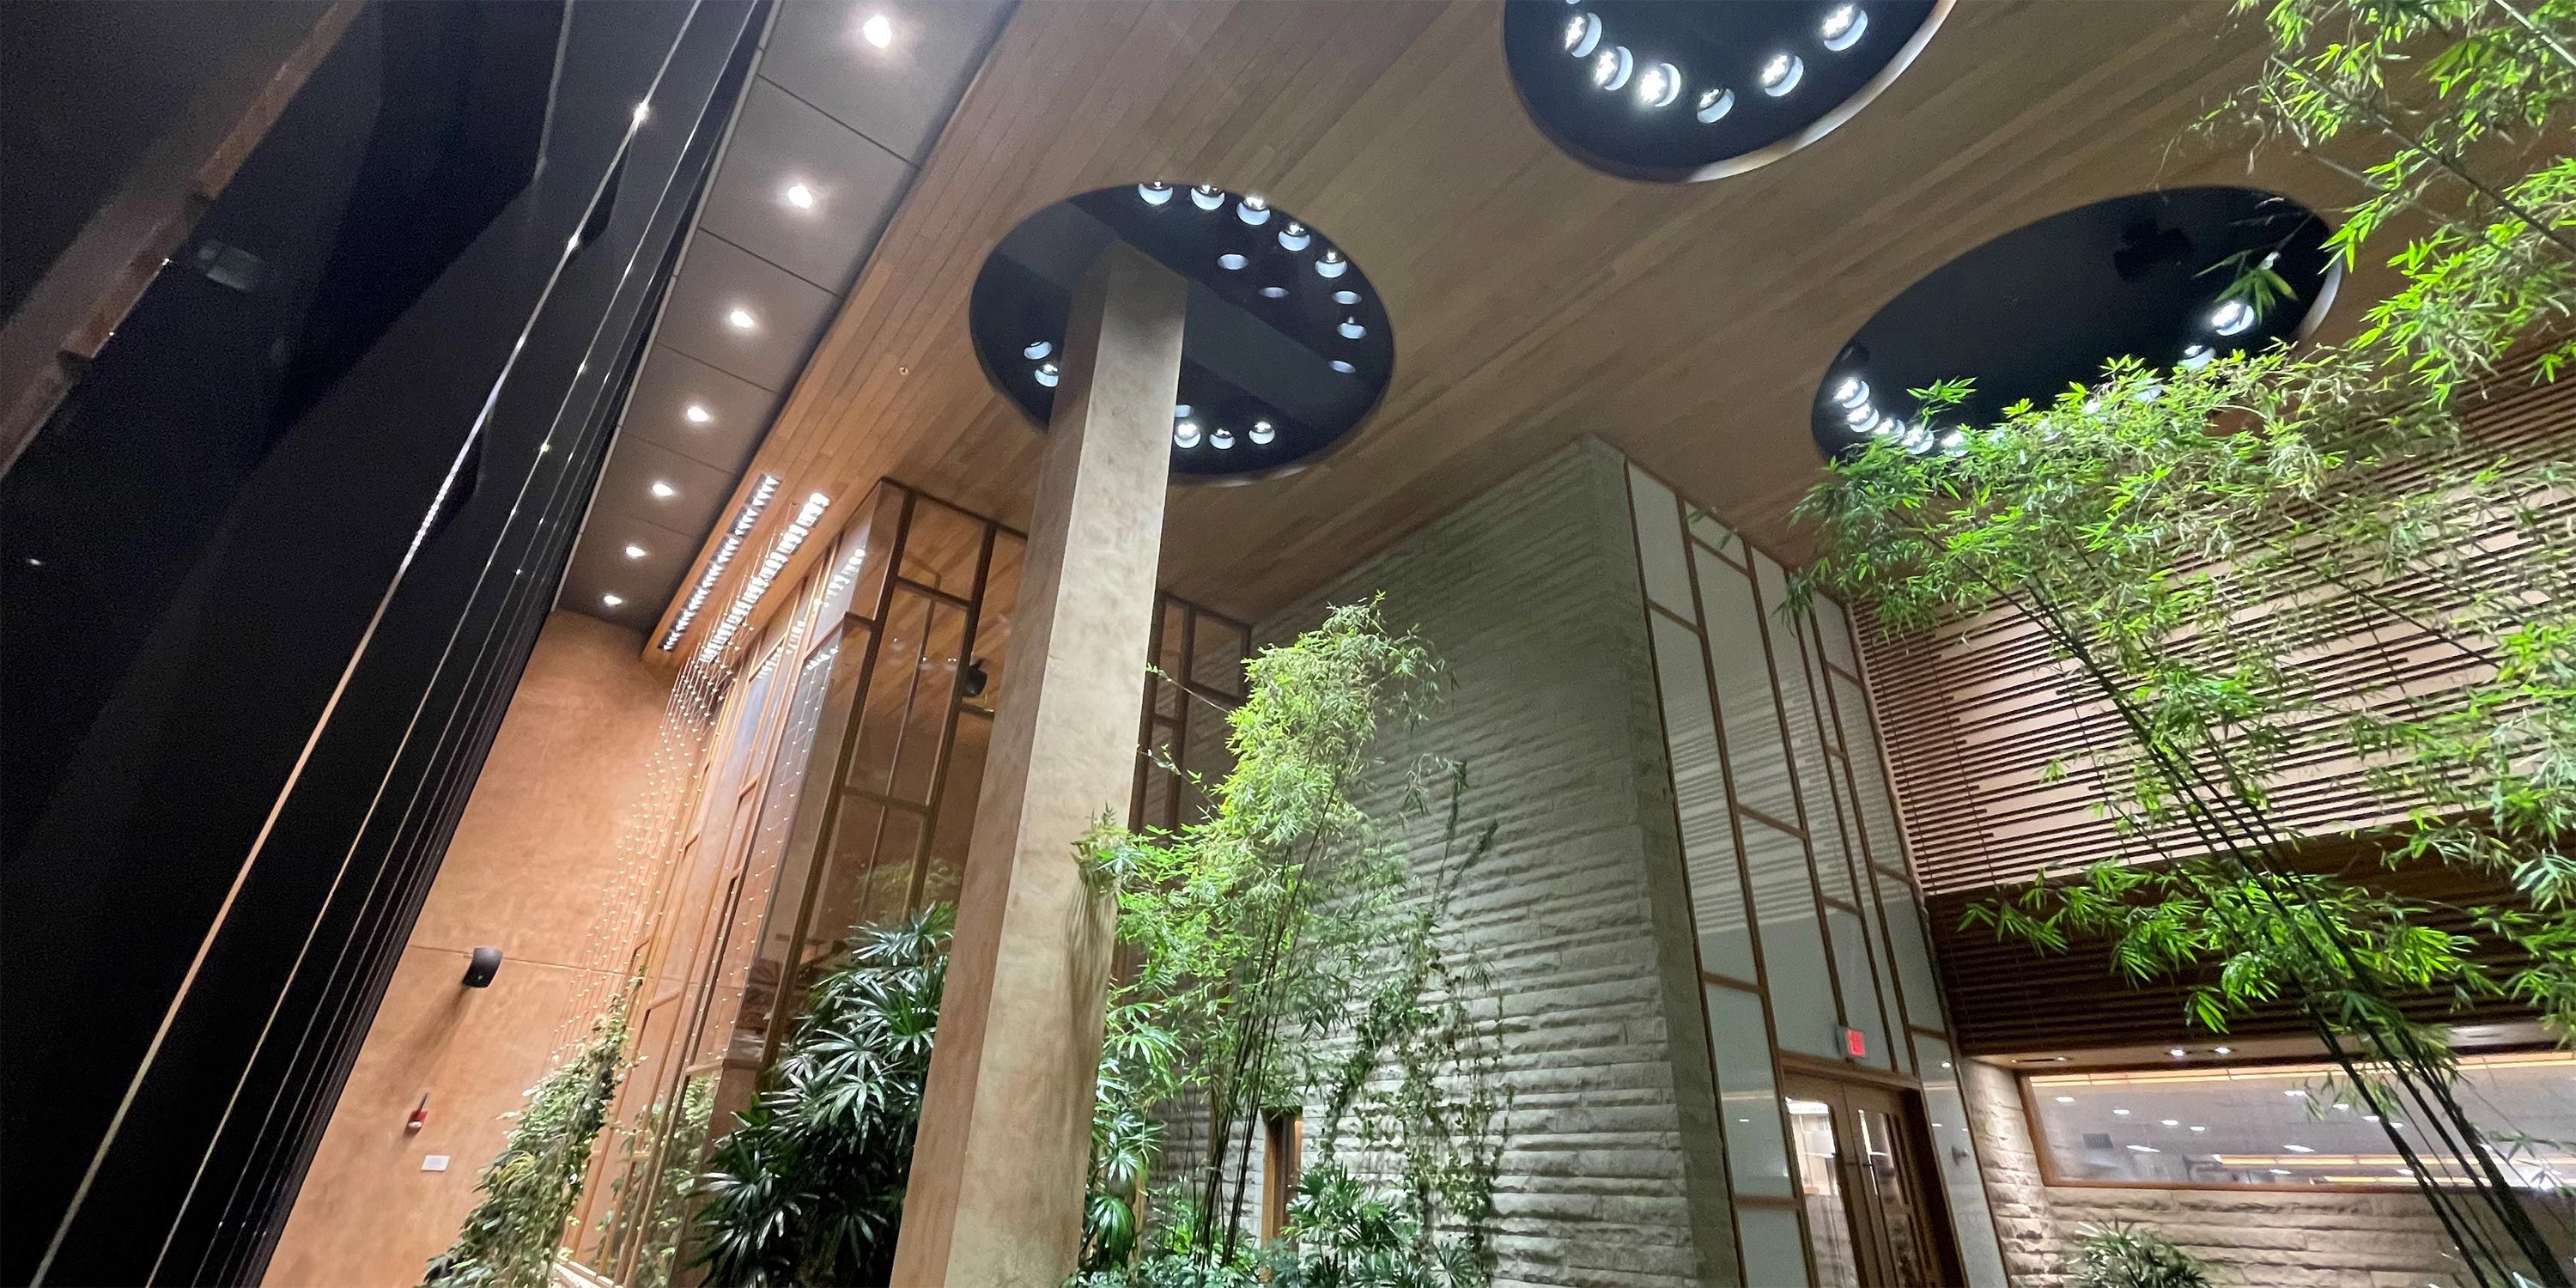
(969, 184, 1394, 483)
(1811, 185, 2342, 462)
(1504, 0, 1947, 182)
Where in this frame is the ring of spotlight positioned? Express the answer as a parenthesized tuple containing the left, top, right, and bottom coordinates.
(969, 184, 1394, 483)
(1810, 185, 2341, 462)
(1504, 0, 1949, 183)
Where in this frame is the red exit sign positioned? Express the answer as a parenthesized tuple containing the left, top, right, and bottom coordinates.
(1840, 1027, 1868, 1060)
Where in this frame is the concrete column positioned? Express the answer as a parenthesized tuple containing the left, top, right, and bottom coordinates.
(890, 243, 1185, 1285)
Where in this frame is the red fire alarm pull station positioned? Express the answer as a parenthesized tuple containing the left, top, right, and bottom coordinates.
(1840, 1027, 1868, 1060)
(406, 1093, 430, 1133)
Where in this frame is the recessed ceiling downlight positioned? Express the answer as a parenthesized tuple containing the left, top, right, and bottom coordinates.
(1190, 184, 1225, 210)
(1279, 222, 1312, 252)
(1138, 180, 1175, 206)
(1218, 252, 1249, 270)
(1024, 340, 1053, 360)
(1502, 0, 1943, 182)
(1316, 250, 1349, 279)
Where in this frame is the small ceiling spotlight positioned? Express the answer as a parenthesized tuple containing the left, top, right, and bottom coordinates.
(784, 182, 816, 210)
(1821, 4, 1868, 51)
(2211, 298, 2256, 336)
(726, 307, 757, 331)
(1034, 361, 1059, 388)
(1695, 87, 1735, 124)
(1249, 419, 1277, 445)
(602, 592, 625, 608)
(2214, 1046, 2233, 1054)
(1315, 249, 1349, 279)
(1592, 45, 1635, 91)
(1236, 194, 1272, 226)
(1024, 339, 1053, 360)
(1260, 285, 1290, 298)
(1759, 52, 1804, 96)
(1330, 359, 1357, 374)
(1844, 400, 1875, 426)
(684, 404, 713, 423)
(1637, 62, 1682, 108)
(1332, 289, 1360, 305)
(650, 480, 677, 499)
(1211, 427, 1237, 449)
(1175, 404, 1194, 417)
(1338, 317, 1366, 339)
(1564, 10, 1601, 58)
(2169, 1047, 2189, 1058)
(1937, 428, 1965, 455)
(2179, 342, 2215, 370)
(1832, 376, 1869, 409)
(1138, 180, 1175, 206)
(1279, 222, 1311, 251)
(1190, 184, 1225, 210)
(1174, 421, 1203, 448)
(623, 544, 648, 559)
(1218, 252, 1249, 270)
(861, 12, 893, 48)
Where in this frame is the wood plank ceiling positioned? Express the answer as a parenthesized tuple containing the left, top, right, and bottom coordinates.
(651, 0, 2363, 658)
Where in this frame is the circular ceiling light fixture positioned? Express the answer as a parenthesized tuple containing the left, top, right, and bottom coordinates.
(969, 183, 1396, 483)
(1504, 0, 1947, 182)
(1807, 185, 2339, 462)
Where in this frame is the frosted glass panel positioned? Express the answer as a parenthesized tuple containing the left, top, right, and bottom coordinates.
(1628, 464, 1694, 615)
(1814, 592, 1862, 677)
(1687, 507, 1740, 560)
(1745, 817, 1837, 1058)
(1735, 1204, 1813, 1288)
(1826, 908, 1893, 1071)
(1698, 556, 1797, 823)
(1916, 1035, 2010, 1287)
(1877, 866, 1947, 1028)
(1830, 670, 1907, 873)
(1704, 983, 1792, 1198)
(1651, 613, 1756, 981)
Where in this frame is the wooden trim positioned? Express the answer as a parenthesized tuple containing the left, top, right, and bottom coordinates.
(1778, 1051, 1923, 1093)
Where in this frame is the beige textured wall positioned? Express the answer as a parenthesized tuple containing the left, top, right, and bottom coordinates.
(266, 612, 672, 1287)
(1958, 1060, 2459, 1288)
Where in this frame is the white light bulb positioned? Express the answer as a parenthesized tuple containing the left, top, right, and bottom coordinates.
(1637, 63, 1681, 109)
(727, 307, 756, 331)
(1211, 428, 1236, 449)
(1024, 340, 1053, 360)
(785, 183, 815, 210)
(2055, 1096, 2075, 1103)
(1760, 53, 1804, 96)
(2211, 299, 2256, 336)
(1332, 289, 1359, 305)
(1249, 419, 1276, 445)
(1315, 249, 1348, 279)
(1563, 11, 1601, 58)
(623, 544, 648, 560)
(1174, 422, 1202, 448)
(603, 593, 625, 608)
(651, 481, 677, 499)
(1592, 45, 1634, 91)
(1190, 184, 1224, 210)
(1821, 4, 1868, 51)
(1338, 317, 1365, 339)
(1138, 180, 1174, 206)
(2179, 343, 2215, 370)
(1279, 222, 1311, 251)
(1218, 252, 1248, 270)
(1330, 359, 1356, 374)
(861, 12, 893, 48)
(1260, 285, 1289, 298)
(1034, 361, 1059, 388)
(1236, 195, 1272, 225)
(2160, 1119, 2180, 1127)
(1696, 87, 1735, 123)
(684, 404, 712, 424)
(1174, 404, 1193, 418)
(1833, 376, 1869, 409)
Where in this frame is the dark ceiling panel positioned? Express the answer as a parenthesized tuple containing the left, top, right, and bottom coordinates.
(623, 343, 781, 471)
(758, 0, 1010, 164)
(594, 434, 739, 537)
(654, 232, 839, 392)
(698, 76, 912, 291)
(559, 507, 696, 631)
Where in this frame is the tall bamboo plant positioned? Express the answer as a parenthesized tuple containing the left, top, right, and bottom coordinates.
(1796, 1, 2576, 1281)
(425, 1004, 630, 1288)
(1077, 598, 1504, 1281)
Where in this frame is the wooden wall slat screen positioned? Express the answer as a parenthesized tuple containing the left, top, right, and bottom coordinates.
(1858, 373, 2575, 901)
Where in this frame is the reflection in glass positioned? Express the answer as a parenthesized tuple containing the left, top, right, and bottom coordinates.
(1704, 984, 1792, 1197)
(1791, 1097, 1864, 1288)
(1915, 1036, 2011, 1285)
(1651, 613, 1756, 981)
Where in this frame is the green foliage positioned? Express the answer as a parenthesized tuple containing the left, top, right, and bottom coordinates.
(595, 1076, 716, 1288)
(2061, 1223, 2215, 1288)
(1077, 599, 1504, 1282)
(1797, 2, 2576, 1281)
(425, 1005, 629, 1288)
(692, 903, 951, 1287)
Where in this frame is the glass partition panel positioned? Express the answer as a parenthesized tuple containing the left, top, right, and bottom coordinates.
(2026, 1052, 2576, 1189)
(1790, 1096, 1864, 1288)
(1698, 554, 1798, 823)
(1650, 613, 1756, 981)
(1745, 817, 1838, 1059)
(1874, 866, 1946, 1028)
(1826, 908, 1893, 1072)
(1704, 984, 1793, 1198)
(1629, 464, 1695, 615)
(1913, 1036, 2009, 1286)
(1735, 1204, 1812, 1288)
